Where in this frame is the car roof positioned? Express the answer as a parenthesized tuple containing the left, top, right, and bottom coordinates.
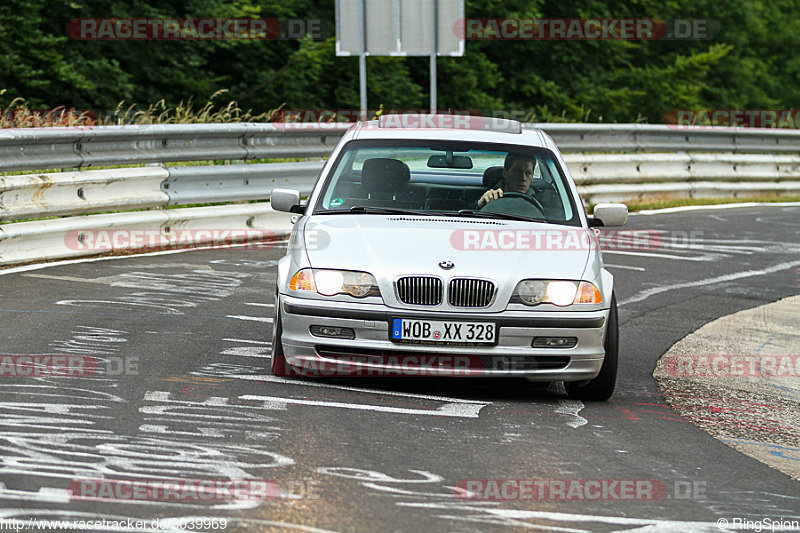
(349, 119, 550, 148)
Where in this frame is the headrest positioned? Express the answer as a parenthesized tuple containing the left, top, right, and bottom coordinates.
(361, 158, 410, 196)
(482, 166, 504, 188)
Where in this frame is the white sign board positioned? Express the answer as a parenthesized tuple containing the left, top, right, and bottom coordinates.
(336, 0, 464, 57)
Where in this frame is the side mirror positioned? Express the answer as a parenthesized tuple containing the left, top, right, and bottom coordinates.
(590, 203, 628, 227)
(271, 188, 302, 213)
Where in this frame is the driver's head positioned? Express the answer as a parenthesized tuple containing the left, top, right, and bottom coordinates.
(503, 154, 535, 193)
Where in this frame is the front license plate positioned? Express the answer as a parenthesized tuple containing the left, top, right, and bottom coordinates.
(391, 318, 496, 345)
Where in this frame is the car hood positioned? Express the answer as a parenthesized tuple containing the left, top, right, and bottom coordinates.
(303, 214, 593, 285)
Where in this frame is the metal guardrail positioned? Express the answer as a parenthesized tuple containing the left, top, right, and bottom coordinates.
(162, 161, 323, 205)
(0, 123, 346, 172)
(567, 153, 800, 183)
(4, 122, 800, 172)
(0, 167, 169, 221)
(528, 123, 800, 153)
(0, 162, 325, 222)
(0, 203, 293, 266)
(2, 121, 800, 266)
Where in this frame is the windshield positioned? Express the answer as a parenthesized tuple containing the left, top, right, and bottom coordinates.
(313, 140, 580, 226)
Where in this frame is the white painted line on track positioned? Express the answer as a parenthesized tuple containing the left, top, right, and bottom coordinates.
(399, 504, 735, 532)
(602, 250, 712, 261)
(221, 346, 271, 357)
(602, 236, 770, 253)
(604, 264, 646, 271)
(554, 400, 588, 428)
(0, 240, 288, 277)
(244, 302, 275, 307)
(22, 273, 117, 284)
(620, 258, 800, 306)
(223, 338, 271, 345)
(226, 315, 273, 323)
(240, 394, 486, 418)
(232, 374, 490, 404)
(484, 509, 732, 531)
(433, 514, 586, 532)
(631, 201, 800, 215)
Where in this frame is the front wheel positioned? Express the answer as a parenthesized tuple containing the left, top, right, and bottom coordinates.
(565, 293, 618, 401)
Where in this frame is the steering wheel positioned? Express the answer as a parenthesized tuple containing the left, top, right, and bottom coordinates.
(482, 191, 546, 216)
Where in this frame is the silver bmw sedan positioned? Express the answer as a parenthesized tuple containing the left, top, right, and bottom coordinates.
(270, 115, 628, 400)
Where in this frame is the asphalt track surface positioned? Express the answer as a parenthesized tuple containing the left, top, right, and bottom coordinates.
(0, 204, 799, 532)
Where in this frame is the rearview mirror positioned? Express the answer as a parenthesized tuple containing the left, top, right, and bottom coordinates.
(590, 203, 628, 227)
(427, 154, 473, 169)
(271, 188, 302, 213)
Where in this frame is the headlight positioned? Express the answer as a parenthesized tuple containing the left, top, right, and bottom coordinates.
(511, 280, 602, 306)
(289, 269, 381, 298)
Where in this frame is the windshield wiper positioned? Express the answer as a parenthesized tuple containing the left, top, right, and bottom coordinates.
(319, 206, 555, 222)
(456, 209, 550, 223)
(317, 206, 434, 216)
(347, 206, 434, 216)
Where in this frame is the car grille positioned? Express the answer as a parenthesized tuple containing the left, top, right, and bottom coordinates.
(448, 278, 496, 307)
(395, 276, 443, 305)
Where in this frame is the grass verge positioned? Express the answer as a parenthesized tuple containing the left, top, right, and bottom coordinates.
(619, 194, 800, 213)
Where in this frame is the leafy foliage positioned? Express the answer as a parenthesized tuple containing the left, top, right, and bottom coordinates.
(1, 0, 799, 124)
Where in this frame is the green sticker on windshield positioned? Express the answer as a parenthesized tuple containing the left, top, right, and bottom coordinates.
(330, 197, 344, 208)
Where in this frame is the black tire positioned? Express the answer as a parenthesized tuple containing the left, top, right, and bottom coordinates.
(565, 293, 618, 401)
(270, 294, 291, 377)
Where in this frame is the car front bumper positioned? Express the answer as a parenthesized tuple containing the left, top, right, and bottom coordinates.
(277, 294, 609, 380)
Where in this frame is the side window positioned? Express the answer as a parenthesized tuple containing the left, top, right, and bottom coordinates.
(544, 157, 573, 220)
(322, 150, 358, 208)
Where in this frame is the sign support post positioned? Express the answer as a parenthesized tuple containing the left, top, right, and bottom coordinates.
(430, 0, 438, 113)
(359, 0, 368, 121)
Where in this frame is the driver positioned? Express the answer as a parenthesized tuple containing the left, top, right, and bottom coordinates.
(477, 153, 536, 207)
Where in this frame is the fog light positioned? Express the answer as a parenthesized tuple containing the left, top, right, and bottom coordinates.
(310, 325, 355, 339)
(532, 336, 577, 348)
